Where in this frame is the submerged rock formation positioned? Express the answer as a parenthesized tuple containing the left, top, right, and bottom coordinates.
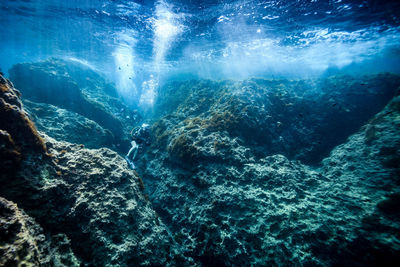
(9, 58, 140, 152)
(23, 99, 114, 149)
(0, 73, 183, 266)
(154, 74, 400, 165)
(2, 67, 400, 266)
(137, 75, 400, 266)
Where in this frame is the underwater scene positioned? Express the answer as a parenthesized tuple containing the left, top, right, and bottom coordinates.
(1, 0, 400, 266)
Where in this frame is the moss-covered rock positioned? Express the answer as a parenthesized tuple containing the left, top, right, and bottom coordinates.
(152, 74, 400, 165)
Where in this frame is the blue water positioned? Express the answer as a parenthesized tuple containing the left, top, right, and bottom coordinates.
(1, 0, 400, 106)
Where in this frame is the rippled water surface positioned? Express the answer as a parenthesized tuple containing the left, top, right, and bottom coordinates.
(1, 0, 400, 104)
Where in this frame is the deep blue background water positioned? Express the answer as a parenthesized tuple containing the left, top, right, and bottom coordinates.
(1, 0, 400, 105)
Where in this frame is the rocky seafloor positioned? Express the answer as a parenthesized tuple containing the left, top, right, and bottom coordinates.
(1, 59, 400, 266)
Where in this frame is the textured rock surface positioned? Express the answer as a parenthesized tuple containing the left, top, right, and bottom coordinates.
(2, 68, 400, 266)
(138, 76, 400, 266)
(9, 58, 141, 152)
(0, 197, 79, 266)
(24, 99, 114, 149)
(153, 75, 400, 165)
(0, 73, 184, 266)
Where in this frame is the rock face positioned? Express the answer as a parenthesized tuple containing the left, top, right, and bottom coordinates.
(138, 75, 400, 266)
(9, 58, 141, 152)
(23, 99, 114, 149)
(0, 73, 183, 266)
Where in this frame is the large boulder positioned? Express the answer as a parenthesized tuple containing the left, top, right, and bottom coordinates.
(153, 74, 400, 165)
(0, 74, 47, 177)
(0, 73, 185, 266)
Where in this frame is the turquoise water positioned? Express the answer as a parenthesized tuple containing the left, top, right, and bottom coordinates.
(1, 0, 400, 105)
(1, 1, 400, 266)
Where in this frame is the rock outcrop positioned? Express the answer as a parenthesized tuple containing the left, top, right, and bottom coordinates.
(0, 73, 183, 266)
(138, 75, 400, 266)
(23, 99, 114, 149)
(2, 68, 400, 266)
(9, 58, 141, 152)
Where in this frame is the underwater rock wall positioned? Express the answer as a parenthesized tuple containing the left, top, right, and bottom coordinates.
(0, 73, 183, 266)
(23, 99, 115, 149)
(9, 58, 140, 152)
(138, 75, 400, 266)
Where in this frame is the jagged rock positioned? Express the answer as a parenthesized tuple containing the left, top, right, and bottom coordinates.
(23, 99, 114, 149)
(0, 73, 186, 266)
(9, 58, 141, 152)
(138, 78, 400, 266)
(0, 197, 80, 266)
